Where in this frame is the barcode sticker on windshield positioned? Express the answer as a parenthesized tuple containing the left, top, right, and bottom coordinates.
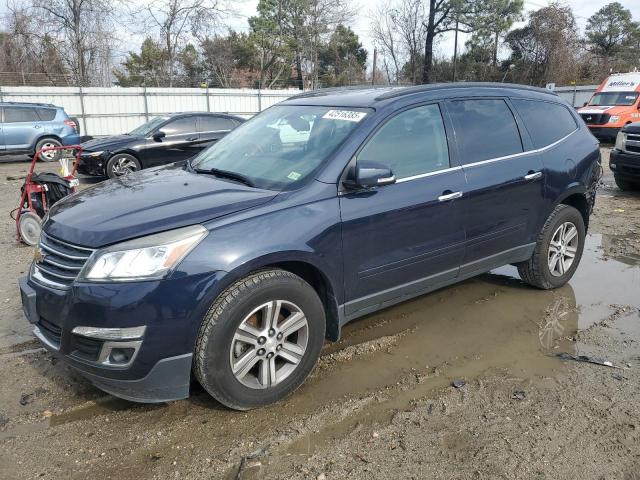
(322, 110, 367, 122)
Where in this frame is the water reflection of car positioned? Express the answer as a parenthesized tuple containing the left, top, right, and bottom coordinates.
(78, 112, 244, 178)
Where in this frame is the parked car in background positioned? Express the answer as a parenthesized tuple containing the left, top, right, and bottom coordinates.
(577, 72, 640, 142)
(20, 84, 601, 409)
(0, 102, 80, 161)
(610, 122, 640, 190)
(78, 112, 245, 178)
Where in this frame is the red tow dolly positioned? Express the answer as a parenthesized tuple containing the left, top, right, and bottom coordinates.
(14, 145, 83, 246)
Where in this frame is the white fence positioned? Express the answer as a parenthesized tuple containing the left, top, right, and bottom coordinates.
(0, 86, 301, 136)
(555, 85, 597, 107)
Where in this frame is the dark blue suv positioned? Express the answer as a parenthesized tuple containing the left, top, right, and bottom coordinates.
(19, 84, 601, 409)
(1, 102, 80, 161)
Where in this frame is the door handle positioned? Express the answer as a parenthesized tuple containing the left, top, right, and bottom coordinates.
(438, 191, 463, 202)
(186, 137, 198, 141)
(34, 125, 41, 129)
(524, 171, 543, 181)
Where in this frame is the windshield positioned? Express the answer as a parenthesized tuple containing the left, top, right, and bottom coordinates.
(191, 105, 370, 190)
(128, 116, 169, 136)
(589, 92, 639, 106)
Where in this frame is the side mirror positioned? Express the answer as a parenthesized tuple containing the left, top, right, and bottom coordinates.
(346, 161, 396, 189)
(152, 130, 166, 141)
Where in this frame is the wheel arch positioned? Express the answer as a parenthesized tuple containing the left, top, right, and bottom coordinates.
(32, 134, 63, 152)
(554, 186, 590, 230)
(218, 254, 342, 342)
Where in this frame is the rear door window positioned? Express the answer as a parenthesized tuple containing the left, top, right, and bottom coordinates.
(198, 116, 237, 133)
(161, 117, 197, 136)
(511, 99, 578, 149)
(447, 99, 523, 164)
(357, 103, 450, 179)
(4, 107, 40, 123)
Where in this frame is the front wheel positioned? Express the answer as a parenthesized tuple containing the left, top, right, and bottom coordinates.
(194, 269, 325, 410)
(106, 154, 141, 178)
(517, 204, 585, 289)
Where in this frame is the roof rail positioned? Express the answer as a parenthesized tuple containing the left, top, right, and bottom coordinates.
(287, 84, 392, 100)
(0, 101, 56, 107)
(374, 82, 557, 101)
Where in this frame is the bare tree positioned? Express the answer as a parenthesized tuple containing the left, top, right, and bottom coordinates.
(370, 5, 402, 83)
(132, 0, 228, 87)
(23, 0, 116, 86)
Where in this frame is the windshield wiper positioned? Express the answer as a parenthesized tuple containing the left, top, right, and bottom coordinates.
(194, 167, 255, 187)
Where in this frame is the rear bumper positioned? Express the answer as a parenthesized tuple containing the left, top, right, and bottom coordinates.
(610, 149, 640, 180)
(61, 133, 81, 146)
(587, 126, 619, 141)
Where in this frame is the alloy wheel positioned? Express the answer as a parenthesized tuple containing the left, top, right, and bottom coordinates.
(40, 142, 57, 160)
(112, 157, 138, 176)
(548, 221, 578, 277)
(229, 300, 309, 389)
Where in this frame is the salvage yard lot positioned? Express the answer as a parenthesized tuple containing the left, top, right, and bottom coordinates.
(1, 148, 639, 479)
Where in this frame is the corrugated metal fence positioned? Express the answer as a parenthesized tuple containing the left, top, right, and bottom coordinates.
(0, 86, 300, 137)
(554, 85, 598, 107)
(0, 84, 599, 137)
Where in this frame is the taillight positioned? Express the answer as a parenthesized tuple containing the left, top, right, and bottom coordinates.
(64, 119, 77, 131)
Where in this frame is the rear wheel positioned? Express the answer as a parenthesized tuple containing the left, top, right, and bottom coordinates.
(18, 212, 42, 246)
(517, 204, 585, 289)
(614, 175, 638, 191)
(194, 269, 325, 410)
(35, 138, 62, 162)
(106, 154, 141, 178)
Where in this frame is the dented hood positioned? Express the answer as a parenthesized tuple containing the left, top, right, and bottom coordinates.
(45, 164, 277, 248)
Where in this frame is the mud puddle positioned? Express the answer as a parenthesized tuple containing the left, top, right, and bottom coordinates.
(225, 234, 640, 477)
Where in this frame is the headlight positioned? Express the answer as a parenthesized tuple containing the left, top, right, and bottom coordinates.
(615, 131, 626, 151)
(84, 151, 104, 157)
(79, 225, 207, 282)
(608, 116, 620, 123)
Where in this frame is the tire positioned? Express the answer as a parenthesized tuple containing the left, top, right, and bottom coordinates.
(106, 154, 141, 178)
(517, 204, 585, 290)
(194, 269, 325, 410)
(18, 212, 42, 246)
(35, 138, 62, 162)
(614, 175, 637, 191)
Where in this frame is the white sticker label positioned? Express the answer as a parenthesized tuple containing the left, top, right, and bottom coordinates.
(287, 171, 302, 181)
(322, 110, 367, 122)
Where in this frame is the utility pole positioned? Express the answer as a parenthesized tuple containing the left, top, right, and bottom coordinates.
(371, 48, 377, 86)
(452, 16, 459, 82)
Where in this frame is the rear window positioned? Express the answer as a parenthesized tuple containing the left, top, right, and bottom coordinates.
(4, 107, 40, 123)
(512, 99, 578, 149)
(447, 99, 523, 165)
(36, 108, 57, 121)
(198, 116, 237, 132)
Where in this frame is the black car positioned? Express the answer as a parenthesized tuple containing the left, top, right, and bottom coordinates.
(78, 112, 244, 178)
(610, 122, 640, 191)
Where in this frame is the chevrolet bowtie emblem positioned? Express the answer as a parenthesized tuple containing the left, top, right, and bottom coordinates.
(34, 247, 45, 264)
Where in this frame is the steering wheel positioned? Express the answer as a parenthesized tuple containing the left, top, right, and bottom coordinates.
(242, 141, 266, 157)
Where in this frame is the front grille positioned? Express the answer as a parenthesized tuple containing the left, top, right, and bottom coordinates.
(38, 316, 62, 347)
(70, 335, 103, 362)
(625, 133, 640, 154)
(581, 113, 610, 125)
(32, 233, 94, 289)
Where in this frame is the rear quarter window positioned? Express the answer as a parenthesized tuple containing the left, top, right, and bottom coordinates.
(447, 99, 523, 165)
(36, 108, 57, 121)
(511, 99, 578, 149)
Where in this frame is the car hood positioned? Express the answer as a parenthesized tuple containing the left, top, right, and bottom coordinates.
(45, 164, 278, 248)
(577, 105, 632, 115)
(622, 122, 640, 134)
(81, 135, 140, 152)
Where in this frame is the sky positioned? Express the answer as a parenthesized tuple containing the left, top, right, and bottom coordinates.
(224, 0, 640, 67)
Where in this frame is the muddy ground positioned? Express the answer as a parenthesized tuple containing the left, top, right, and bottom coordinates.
(0, 148, 639, 480)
